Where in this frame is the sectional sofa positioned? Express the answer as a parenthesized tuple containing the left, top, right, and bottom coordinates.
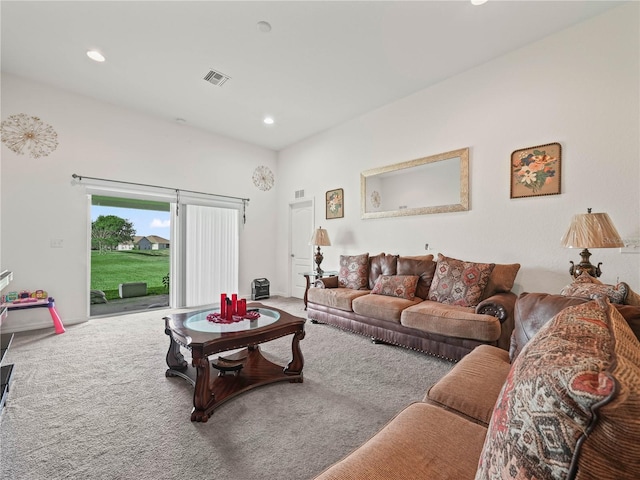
(307, 252, 520, 361)
(314, 292, 640, 479)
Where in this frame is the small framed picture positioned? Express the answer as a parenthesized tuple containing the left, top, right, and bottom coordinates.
(510, 142, 561, 199)
(326, 188, 344, 219)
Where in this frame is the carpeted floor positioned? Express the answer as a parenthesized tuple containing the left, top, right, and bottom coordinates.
(0, 296, 453, 480)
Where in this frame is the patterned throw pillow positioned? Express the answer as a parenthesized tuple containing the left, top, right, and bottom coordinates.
(428, 254, 495, 307)
(397, 255, 436, 300)
(371, 275, 419, 300)
(560, 281, 628, 304)
(338, 253, 370, 290)
(476, 299, 640, 480)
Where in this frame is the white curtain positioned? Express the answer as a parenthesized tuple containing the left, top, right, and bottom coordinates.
(184, 204, 239, 307)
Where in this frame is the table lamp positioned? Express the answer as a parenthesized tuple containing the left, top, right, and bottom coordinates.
(560, 208, 623, 278)
(309, 227, 331, 274)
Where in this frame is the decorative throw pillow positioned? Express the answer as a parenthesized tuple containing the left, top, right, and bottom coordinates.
(476, 299, 640, 480)
(397, 255, 436, 300)
(428, 254, 495, 307)
(560, 281, 628, 304)
(371, 275, 419, 300)
(481, 263, 521, 299)
(338, 253, 370, 290)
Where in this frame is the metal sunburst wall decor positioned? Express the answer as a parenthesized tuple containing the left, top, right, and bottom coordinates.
(0, 113, 59, 158)
(252, 165, 275, 191)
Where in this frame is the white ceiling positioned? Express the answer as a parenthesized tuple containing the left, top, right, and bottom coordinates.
(1, 1, 623, 151)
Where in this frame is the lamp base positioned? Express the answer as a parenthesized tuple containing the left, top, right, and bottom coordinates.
(569, 248, 602, 278)
(314, 247, 324, 274)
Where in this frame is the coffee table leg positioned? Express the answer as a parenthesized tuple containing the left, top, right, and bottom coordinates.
(165, 328, 187, 373)
(191, 355, 214, 422)
(284, 329, 305, 381)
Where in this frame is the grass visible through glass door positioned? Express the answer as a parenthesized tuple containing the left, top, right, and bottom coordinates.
(91, 250, 169, 300)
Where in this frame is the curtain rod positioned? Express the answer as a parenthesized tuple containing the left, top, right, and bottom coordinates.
(71, 173, 250, 203)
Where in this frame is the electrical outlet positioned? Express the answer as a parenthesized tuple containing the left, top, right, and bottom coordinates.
(50, 239, 63, 248)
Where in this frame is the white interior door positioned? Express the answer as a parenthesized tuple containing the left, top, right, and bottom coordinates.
(289, 200, 313, 299)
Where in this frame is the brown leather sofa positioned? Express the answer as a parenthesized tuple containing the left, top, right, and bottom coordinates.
(307, 252, 520, 361)
(314, 293, 640, 480)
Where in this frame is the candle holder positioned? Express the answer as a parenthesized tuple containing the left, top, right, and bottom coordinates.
(207, 294, 257, 323)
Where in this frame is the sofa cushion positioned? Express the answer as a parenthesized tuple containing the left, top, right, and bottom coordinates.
(314, 403, 488, 480)
(428, 254, 495, 307)
(307, 287, 370, 312)
(560, 280, 628, 304)
(481, 263, 520, 300)
(401, 301, 501, 342)
(397, 255, 436, 300)
(476, 299, 640, 480)
(352, 293, 421, 323)
(368, 252, 398, 289)
(426, 345, 511, 426)
(626, 285, 640, 306)
(509, 292, 588, 361)
(616, 304, 640, 340)
(371, 275, 419, 300)
(338, 253, 369, 290)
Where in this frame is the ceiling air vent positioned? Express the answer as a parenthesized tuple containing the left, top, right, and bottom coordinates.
(203, 69, 230, 87)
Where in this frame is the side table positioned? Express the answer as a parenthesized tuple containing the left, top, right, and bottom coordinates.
(301, 271, 338, 310)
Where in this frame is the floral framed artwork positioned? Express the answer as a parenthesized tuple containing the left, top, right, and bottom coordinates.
(510, 142, 561, 199)
(326, 188, 344, 219)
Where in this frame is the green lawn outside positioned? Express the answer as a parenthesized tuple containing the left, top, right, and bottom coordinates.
(91, 250, 170, 300)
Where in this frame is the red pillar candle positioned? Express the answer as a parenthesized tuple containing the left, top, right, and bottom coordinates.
(220, 293, 227, 317)
(232, 294, 238, 315)
(239, 299, 246, 315)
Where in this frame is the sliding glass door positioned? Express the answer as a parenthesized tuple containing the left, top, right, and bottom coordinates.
(83, 181, 244, 314)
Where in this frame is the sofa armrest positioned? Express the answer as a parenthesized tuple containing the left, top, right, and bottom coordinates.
(476, 292, 516, 323)
(476, 291, 517, 351)
(315, 276, 339, 289)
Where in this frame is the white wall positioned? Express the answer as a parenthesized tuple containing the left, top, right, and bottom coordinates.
(276, 4, 640, 297)
(1, 74, 278, 331)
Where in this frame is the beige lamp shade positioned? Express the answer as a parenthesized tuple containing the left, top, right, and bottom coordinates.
(560, 211, 623, 249)
(309, 227, 331, 246)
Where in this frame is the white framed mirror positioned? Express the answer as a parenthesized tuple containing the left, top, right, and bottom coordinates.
(361, 147, 469, 219)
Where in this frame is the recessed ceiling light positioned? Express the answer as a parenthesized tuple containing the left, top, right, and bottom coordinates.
(257, 21, 272, 33)
(263, 116, 275, 125)
(471, 0, 488, 5)
(86, 50, 106, 62)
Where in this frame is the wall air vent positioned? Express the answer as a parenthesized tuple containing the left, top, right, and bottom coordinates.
(203, 69, 230, 87)
(295, 189, 305, 199)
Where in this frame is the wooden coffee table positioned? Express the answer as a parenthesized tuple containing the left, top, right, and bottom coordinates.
(164, 303, 305, 422)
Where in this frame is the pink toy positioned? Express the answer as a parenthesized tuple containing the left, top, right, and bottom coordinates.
(2, 296, 65, 334)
